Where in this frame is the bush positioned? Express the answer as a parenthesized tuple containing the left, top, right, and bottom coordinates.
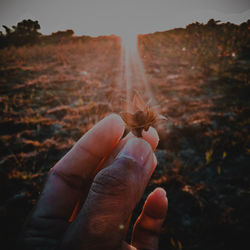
(0, 19, 41, 48)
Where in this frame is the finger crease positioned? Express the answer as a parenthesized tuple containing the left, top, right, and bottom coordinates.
(52, 170, 86, 190)
(77, 143, 103, 162)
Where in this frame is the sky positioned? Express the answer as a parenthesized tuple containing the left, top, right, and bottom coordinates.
(0, 0, 250, 37)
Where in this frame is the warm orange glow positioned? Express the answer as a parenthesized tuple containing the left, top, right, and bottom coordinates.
(119, 30, 156, 108)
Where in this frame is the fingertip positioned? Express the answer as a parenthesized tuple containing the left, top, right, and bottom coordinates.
(102, 113, 125, 135)
(117, 137, 152, 167)
(142, 127, 159, 151)
(144, 187, 168, 219)
(152, 187, 167, 199)
(106, 113, 125, 126)
(80, 113, 125, 148)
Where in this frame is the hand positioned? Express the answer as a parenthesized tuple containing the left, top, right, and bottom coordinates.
(20, 114, 168, 250)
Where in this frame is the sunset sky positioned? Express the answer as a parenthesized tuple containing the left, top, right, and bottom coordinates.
(1, 0, 250, 36)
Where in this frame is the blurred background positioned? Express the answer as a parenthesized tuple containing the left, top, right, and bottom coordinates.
(0, 1, 250, 249)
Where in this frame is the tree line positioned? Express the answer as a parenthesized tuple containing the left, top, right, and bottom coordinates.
(0, 19, 75, 48)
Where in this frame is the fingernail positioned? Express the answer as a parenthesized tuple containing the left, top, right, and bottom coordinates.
(142, 127, 159, 150)
(154, 187, 167, 197)
(116, 138, 152, 166)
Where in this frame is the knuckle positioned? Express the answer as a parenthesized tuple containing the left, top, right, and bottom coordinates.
(91, 157, 139, 197)
(91, 171, 129, 196)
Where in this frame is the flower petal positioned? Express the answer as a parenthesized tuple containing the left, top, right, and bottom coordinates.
(157, 114, 168, 120)
(133, 93, 146, 111)
(120, 112, 139, 127)
(120, 112, 134, 124)
(147, 110, 157, 122)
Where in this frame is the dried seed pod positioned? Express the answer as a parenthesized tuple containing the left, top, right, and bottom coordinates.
(120, 93, 167, 137)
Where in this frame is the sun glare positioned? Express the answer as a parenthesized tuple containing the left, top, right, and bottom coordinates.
(120, 31, 138, 52)
(118, 29, 156, 107)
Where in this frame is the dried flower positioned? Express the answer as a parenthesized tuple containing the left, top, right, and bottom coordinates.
(120, 93, 167, 137)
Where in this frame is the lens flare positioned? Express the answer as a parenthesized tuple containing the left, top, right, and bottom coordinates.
(119, 30, 156, 109)
(121, 31, 138, 53)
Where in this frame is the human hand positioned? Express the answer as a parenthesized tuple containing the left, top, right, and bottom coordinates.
(20, 114, 168, 250)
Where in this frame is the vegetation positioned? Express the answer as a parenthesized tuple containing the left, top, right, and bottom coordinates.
(0, 19, 41, 47)
(0, 19, 249, 250)
(0, 19, 84, 48)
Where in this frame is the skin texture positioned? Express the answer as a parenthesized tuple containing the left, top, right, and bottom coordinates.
(20, 114, 168, 250)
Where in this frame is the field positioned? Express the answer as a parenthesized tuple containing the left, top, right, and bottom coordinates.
(0, 21, 250, 249)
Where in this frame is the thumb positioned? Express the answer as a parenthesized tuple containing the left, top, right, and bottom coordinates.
(61, 138, 157, 250)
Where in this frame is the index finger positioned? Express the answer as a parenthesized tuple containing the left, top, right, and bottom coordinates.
(33, 114, 125, 220)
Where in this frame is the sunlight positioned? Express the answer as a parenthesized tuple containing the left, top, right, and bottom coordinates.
(118, 30, 157, 108)
(120, 31, 138, 53)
